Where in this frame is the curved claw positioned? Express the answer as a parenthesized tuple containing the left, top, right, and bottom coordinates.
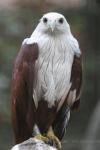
(47, 135, 62, 150)
(34, 134, 49, 144)
(47, 126, 62, 150)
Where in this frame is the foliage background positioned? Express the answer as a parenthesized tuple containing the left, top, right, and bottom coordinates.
(0, 0, 100, 150)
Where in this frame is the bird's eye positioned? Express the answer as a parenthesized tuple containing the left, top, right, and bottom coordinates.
(43, 17, 48, 23)
(58, 18, 64, 24)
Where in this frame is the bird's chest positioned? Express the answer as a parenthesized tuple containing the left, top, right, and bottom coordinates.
(38, 39, 72, 73)
(34, 38, 74, 107)
(38, 44, 65, 76)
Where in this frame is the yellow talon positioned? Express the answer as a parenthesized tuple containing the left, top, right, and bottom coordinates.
(47, 126, 62, 150)
(34, 134, 49, 143)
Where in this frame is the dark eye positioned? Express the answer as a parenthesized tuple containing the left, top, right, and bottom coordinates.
(59, 18, 64, 24)
(43, 17, 48, 23)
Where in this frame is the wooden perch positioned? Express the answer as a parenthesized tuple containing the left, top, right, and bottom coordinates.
(11, 137, 57, 150)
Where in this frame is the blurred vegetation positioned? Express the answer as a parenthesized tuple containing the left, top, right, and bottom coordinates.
(0, 0, 100, 150)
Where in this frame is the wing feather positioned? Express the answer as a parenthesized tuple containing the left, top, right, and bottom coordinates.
(11, 42, 39, 143)
(69, 55, 82, 110)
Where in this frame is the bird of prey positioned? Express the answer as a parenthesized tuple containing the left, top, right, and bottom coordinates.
(11, 12, 82, 149)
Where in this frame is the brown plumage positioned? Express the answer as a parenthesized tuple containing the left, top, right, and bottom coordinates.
(11, 42, 82, 143)
(71, 55, 82, 110)
(11, 43, 38, 143)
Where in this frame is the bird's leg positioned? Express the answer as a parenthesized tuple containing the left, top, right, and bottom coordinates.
(32, 124, 49, 144)
(47, 126, 62, 150)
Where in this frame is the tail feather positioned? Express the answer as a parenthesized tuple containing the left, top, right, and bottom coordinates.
(53, 106, 70, 140)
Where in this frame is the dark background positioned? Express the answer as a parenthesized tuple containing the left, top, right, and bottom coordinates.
(0, 0, 100, 150)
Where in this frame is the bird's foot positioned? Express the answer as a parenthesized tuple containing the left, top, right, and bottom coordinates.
(34, 134, 49, 144)
(47, 127, 62, 150)
(48, 134, 62, 150)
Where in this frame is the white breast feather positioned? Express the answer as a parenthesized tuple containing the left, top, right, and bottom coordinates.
(25, 29, 79, 108)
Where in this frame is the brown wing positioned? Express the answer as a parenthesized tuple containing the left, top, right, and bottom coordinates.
(53, 54, 82, 140)
(11, 42, 39, 143)
(68, 55, 82, 110)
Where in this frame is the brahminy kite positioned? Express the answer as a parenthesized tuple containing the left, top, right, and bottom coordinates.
(11, 12, 82, 149)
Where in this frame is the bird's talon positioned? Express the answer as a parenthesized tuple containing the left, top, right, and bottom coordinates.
(47, 126, 62, 149)
(47, 135, 62, 150)
(34, 134, 49, 143)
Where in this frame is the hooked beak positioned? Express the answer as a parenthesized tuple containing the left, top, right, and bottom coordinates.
(49, 22, 56, 32)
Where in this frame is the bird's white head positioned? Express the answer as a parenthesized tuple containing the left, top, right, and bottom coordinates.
(38, 12, 70, 35)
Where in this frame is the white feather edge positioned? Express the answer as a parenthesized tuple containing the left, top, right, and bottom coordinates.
(68, 35, 81, 56)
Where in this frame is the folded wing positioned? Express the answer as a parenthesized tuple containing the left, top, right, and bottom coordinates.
(11, 42, 38, 143)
